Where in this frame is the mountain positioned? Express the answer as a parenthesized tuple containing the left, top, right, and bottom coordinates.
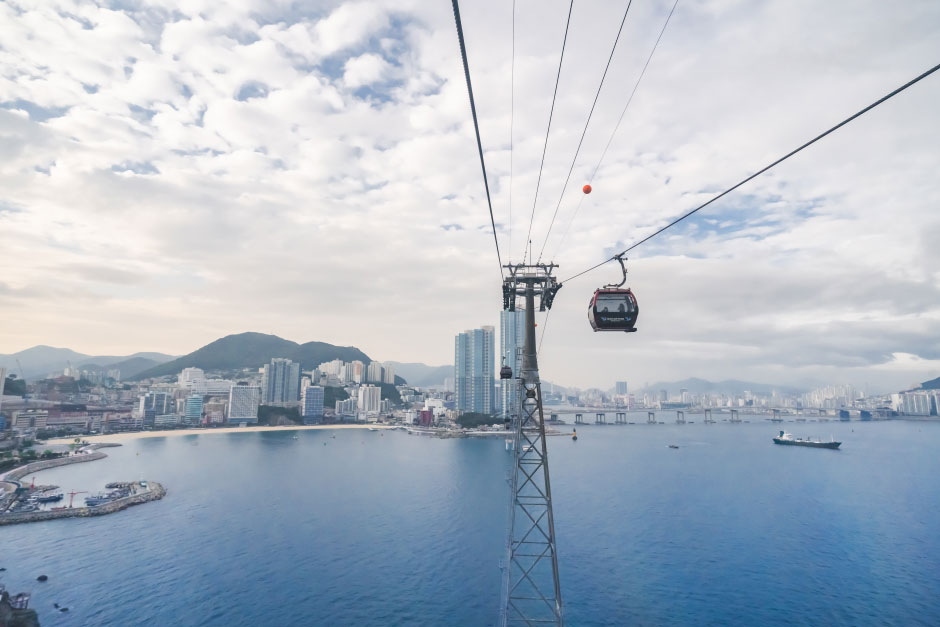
(385, 362, 451, 388)
(78, 356, 166, 379)
(130, 332, 375, 380)
(0, 346, 175, 379)
(922, 377, 940, 390)
(636, 377, 805, 398)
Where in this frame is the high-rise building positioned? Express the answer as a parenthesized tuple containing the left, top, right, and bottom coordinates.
(615, 381, 628, 395)
(0, 366, 6, 417)
(228, 383, 261, 423)
(191, 379, 233, 396)
(350, 360, 364, 384)
(358, 384, 382, 414)
(383, 364, 396, 385)
(499, 310, 525, 418)
(336, 397, 358, 416)
(139, 392, 171, 416)
(367, 362, 384, 383)
(184, 395, 204, 425)
(261, 358, 301, 405)
(302, 386, 324, 424)
(179, 367, 205, 388)
(455, 325, 495, 415)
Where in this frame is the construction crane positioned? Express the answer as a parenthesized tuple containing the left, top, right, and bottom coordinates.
(67, 491, 87, 508)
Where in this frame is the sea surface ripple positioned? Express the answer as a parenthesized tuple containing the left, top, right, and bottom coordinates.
(1, 419, 939, 626)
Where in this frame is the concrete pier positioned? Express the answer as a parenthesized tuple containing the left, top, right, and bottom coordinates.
(0, 481, 166, 526)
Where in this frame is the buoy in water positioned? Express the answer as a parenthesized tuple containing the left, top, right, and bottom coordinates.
(582, 184, 592, 194)
(572, 429, 578, 441)
(37, 575, 48, 582)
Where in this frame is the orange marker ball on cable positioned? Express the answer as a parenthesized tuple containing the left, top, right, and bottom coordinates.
(582, 184, 592, 194)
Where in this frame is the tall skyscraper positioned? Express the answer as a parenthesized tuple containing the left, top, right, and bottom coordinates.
(261, 358, 301, 405)
(0, 367, 6, 416)
(499, 310, 525, 418)
(302, 385, 324, 424)
(455, 325, 495, 415)
(358, 384, 382, 414)
(616, 381, 628, 395)
(184, 395, 204, 425)
(382, 364, 396, 384)
(228, 383, 261, 423)
(350, 360, 364, 384)
(366, 361, 384, 383)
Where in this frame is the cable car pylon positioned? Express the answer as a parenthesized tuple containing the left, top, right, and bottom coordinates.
(500, 262, 564, 626)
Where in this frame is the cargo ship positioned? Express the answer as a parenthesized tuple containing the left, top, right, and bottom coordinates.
(772, 430, 840, 449)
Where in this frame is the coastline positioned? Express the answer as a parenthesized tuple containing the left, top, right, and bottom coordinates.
(46, 423, 397, 445)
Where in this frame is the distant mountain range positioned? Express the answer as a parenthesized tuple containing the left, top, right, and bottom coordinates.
(921, 377, 940, 390)
(0, 345, 175, 380)
(636, 377, 805, 397)
(129, 332, 382, 381)
(385, 361, 450, 388)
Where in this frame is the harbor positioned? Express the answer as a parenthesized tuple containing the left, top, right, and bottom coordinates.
(0, 443, 166, 526)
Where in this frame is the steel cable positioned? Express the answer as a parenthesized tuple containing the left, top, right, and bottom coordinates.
(562, 61, 940, 284)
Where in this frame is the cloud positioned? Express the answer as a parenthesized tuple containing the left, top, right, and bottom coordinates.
(0, 0, 937, 395)
(343, 52, 393, 88)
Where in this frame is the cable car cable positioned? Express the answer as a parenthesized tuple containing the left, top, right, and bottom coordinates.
(509, 0, 516, 260)
(523, 0, 575, 262)
(550, 0, 680, 262)
(451, 0, 504, 277)
(538, 309, 552, 356)
(561, 60, 940, 284)
(535, 0, 636, 265)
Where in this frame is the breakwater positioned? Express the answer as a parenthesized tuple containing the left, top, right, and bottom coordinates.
(1, 443, 121, 483)
(0, 481, 166, 526)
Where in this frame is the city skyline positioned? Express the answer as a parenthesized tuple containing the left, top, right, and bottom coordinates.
(1, 1, 939, 392)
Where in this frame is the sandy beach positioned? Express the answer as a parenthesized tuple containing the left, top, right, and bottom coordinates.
(46, 423, 397, 445)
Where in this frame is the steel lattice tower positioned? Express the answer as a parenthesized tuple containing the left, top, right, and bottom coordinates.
(500, 264, 563, 626)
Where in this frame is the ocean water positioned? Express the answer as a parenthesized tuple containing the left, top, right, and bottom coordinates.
(2, 419, 939, 626)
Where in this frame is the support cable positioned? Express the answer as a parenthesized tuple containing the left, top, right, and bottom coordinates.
(562, 61, 940, 284)
(537, 309, 551, 357)
(536, 0, 635, 264)
(509, 0, 516, 261)
(523, 0, 576, 263)
(452, 0, 504, 277)
(550, 0, 679, 261)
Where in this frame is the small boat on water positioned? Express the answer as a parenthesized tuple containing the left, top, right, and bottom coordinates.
(668, 444, 679, 449)
(772, 430, 840, 449)
(35, 493, 64, 503)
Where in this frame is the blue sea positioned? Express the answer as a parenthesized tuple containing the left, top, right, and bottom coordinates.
(2, 418, 939, 626)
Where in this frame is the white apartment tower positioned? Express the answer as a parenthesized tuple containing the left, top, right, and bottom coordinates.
(499, 310, 525, 418)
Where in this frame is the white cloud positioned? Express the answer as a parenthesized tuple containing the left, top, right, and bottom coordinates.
(0, 0, 938, 395)
(343, 53, 392, 88)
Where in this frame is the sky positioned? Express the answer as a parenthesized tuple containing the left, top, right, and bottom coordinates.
(1, 0, 939, 393)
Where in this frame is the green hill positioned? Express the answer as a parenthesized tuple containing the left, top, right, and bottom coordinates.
(130, 332, 375, 380)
